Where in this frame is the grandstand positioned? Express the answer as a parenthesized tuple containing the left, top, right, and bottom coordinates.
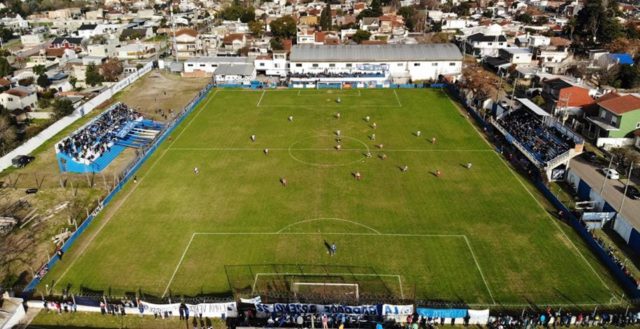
(55, 103, 163, 173)
(491, 98, 584, 180)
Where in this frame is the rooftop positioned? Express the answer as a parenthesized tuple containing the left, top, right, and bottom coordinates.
(599, 94, 640, 115)
(289, 44, 462, 62)
(214, 63, 255, 76)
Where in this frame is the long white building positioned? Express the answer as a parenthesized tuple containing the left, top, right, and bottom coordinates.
(288, 44, 463, 85)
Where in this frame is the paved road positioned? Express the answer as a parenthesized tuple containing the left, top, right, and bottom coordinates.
(569, 158, 640, 230)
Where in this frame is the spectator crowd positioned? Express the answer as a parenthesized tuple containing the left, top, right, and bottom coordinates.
(497, 110, 574, 163)
(56, 104, 142, 164)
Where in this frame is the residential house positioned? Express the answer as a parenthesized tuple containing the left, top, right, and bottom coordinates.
(222, 33, 248, 51)
(87, 39, 120, 58)
(49, 37, 84, 52)
(120, 27, 155, 41)
(174, 28, 199, 59)
(584, 93, 640, 148)
(0, 87, 37, 111)
(464, 33, 508, 57)
(541, 78, 594, 116)
(76, 24, 99, 38)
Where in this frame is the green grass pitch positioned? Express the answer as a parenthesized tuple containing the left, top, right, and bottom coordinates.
(42, 88, 618, 306)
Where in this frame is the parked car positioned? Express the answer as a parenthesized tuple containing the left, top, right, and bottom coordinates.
(11, 155, 35, 168)
(626, 185, 640, 200)
(602, 168, 620, 179)
(25, 188, 38, 194)
(582, 151, 597, 162)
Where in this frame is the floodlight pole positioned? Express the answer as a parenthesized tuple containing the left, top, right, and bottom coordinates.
(599, 155, 615, 194)
(618, 162, 634, 213)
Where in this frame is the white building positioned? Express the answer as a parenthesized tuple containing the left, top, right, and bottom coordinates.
(289, 44, 463, 84)
(255, 51, 288, 77)
(184, 56, 253, 75)
(464, 33, 508, 57)
(213, 64, 256, 84)
(20, 33, 46, 47)
(0, 87, 37, 111)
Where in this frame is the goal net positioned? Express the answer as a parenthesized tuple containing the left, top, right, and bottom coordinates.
(292, 282, 359, 300)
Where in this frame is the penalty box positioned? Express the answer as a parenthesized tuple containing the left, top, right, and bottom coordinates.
(165, 232, 494, 304)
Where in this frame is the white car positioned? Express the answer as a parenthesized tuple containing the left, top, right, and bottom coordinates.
(602, 168, 620, 180)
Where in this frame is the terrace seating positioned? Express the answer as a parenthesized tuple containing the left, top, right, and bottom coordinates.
(497, 110, 574, 163)
(289, 71, 386, 79)
(56, 104, 143, 165)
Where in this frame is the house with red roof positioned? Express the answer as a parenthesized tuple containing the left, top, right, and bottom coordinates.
(584, 93, 640, 147)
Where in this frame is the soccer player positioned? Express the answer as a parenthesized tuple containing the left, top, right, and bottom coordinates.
(402, 165, 408, 172)
(336, 129, 341, 137)
(435, 169, 441, 177)
(466, 162, 472, 169)
(372, 122, 377, 129)
(251, 134, 256, 142)
(355, 171, 362, 180)
(280, 177, 287, 187)
(288, 115, 293, 121)
(431, 137, 437, 144)
(194, 167, 199, 175)
(416, 130, 421, 137)
(336, 112, 341, 118)
(264, 148, 269, 155)
(365, 115, 370, 122)
(331, 243, 337, 255)
(370, 133, 376, 141)
(336, 144, 342, 151)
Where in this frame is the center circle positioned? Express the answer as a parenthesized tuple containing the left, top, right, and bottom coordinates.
(288, 135, 370, 167)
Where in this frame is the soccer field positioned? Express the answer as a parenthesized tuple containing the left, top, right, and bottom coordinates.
(42, 88, 618, 306)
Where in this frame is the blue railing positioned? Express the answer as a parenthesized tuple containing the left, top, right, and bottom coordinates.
(23, 84, 214, 294)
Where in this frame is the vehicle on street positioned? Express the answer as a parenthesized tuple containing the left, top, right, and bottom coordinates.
(602, 168, 620, 180)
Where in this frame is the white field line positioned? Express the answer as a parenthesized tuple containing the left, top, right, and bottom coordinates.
(52, 91, 219, 290)
(297, 90, 362, 97)
(256, 90, 266, 107)
(393, 89, 402, 107)
(162, 233, 196, 297)
(462, 235, 496, 305)
(445, 94, 614, 296)
(168, 147, 494, 152)
(277, 217, 382, 234)
(165, 231, 489, 303)
(252, 272, 403, 299)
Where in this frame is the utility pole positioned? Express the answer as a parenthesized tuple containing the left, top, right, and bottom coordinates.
(600, 155, 615, 194)
(170, 5, 177, 60)
(619, 161, 634, 213)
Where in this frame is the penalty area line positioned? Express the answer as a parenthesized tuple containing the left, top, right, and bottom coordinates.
(162, 233, 196, 298)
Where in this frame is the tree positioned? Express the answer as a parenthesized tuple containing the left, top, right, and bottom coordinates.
(617, 64, 640, 89)
(573, 0, 623, 46)
(85, 63, 104, 87)
(249, 20, 264, 37)
(370, 0, 383, 16)
(351, 29, 371, 43)
(0, 115, 17, 156)
(32, 64, 46, 76)
(101, 58, 123, 82)
(398, 6, 417, 31)
(270, 38, 284, 50)
(36, 74, 51, 89)
(69, 76, 77, 89)
(269, 15, 297, 39)
(0, 57, 12, 77)
(320, 5, 332, 31)
(515, 13, 532, 23)
(219, 4, 255, 23)
(52, 98, 74, 118)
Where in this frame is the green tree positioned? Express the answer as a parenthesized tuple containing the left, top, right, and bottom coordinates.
(32, 64, 46, 76)
(269, 15, 297, 39)
(320, 5, 332, 31)
(249, 20, 264, 37)
(0, 57, 13, 77)
(85, 63, 104, 87)
(351, 29, 371, 43)
(36, 74, 51, 89)
(398, 6, 417, 31)
(270, 38, 284, 50)
(219, 4, 255, 23)
(515, 13, 533, 24)
(52, 98, 74, 118)
(574, 0, 623, 46)
(69, 76, 77, 89)
(617, 64, 640, 89)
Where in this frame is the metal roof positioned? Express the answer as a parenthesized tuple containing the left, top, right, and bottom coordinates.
(214, 64, 255, 76)
(289, 44, 463, 62)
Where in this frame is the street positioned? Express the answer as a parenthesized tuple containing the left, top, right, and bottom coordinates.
(569, 158, 640, 230)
